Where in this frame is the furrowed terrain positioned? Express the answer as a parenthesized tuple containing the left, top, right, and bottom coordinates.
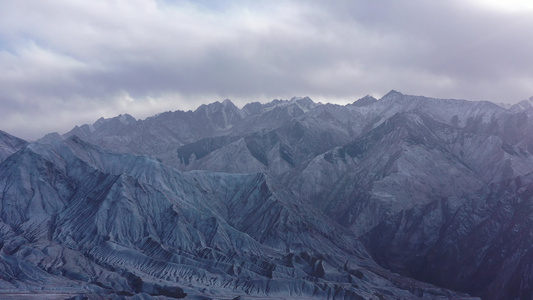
(4, 90, 533, 299)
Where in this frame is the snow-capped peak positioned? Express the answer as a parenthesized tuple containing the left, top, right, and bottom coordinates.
(352, 95, 377, 107)
(93, 114, 136, 128)
(509, 96, 533, 112)
(118, 114, 135, 125)
(381, 89, 403, 99)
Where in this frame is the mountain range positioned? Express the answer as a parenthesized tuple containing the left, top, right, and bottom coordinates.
(3, 90, 533, 299)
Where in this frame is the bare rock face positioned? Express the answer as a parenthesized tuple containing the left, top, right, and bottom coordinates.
(0, 130, 27, 163)
(4, 91, 533, 298)
(361, 174, 533, 300)
(0, 136, 473, 299)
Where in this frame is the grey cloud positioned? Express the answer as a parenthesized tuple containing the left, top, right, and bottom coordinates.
(1, 0, 533, 139)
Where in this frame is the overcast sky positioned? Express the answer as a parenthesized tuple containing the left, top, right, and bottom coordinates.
(2, 0, 533, 140)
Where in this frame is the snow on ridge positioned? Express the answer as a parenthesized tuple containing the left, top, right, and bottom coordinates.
(508, 96, 533, 112)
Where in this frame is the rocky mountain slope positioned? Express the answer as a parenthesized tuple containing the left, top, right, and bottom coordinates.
(0, 135, 471, 299)
(0, 130, 27, 163)
(362, 172, 533, 300)
(5, 90, 533, 298)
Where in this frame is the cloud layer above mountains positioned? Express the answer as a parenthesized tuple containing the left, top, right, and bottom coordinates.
(2, 0, 533, 139)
